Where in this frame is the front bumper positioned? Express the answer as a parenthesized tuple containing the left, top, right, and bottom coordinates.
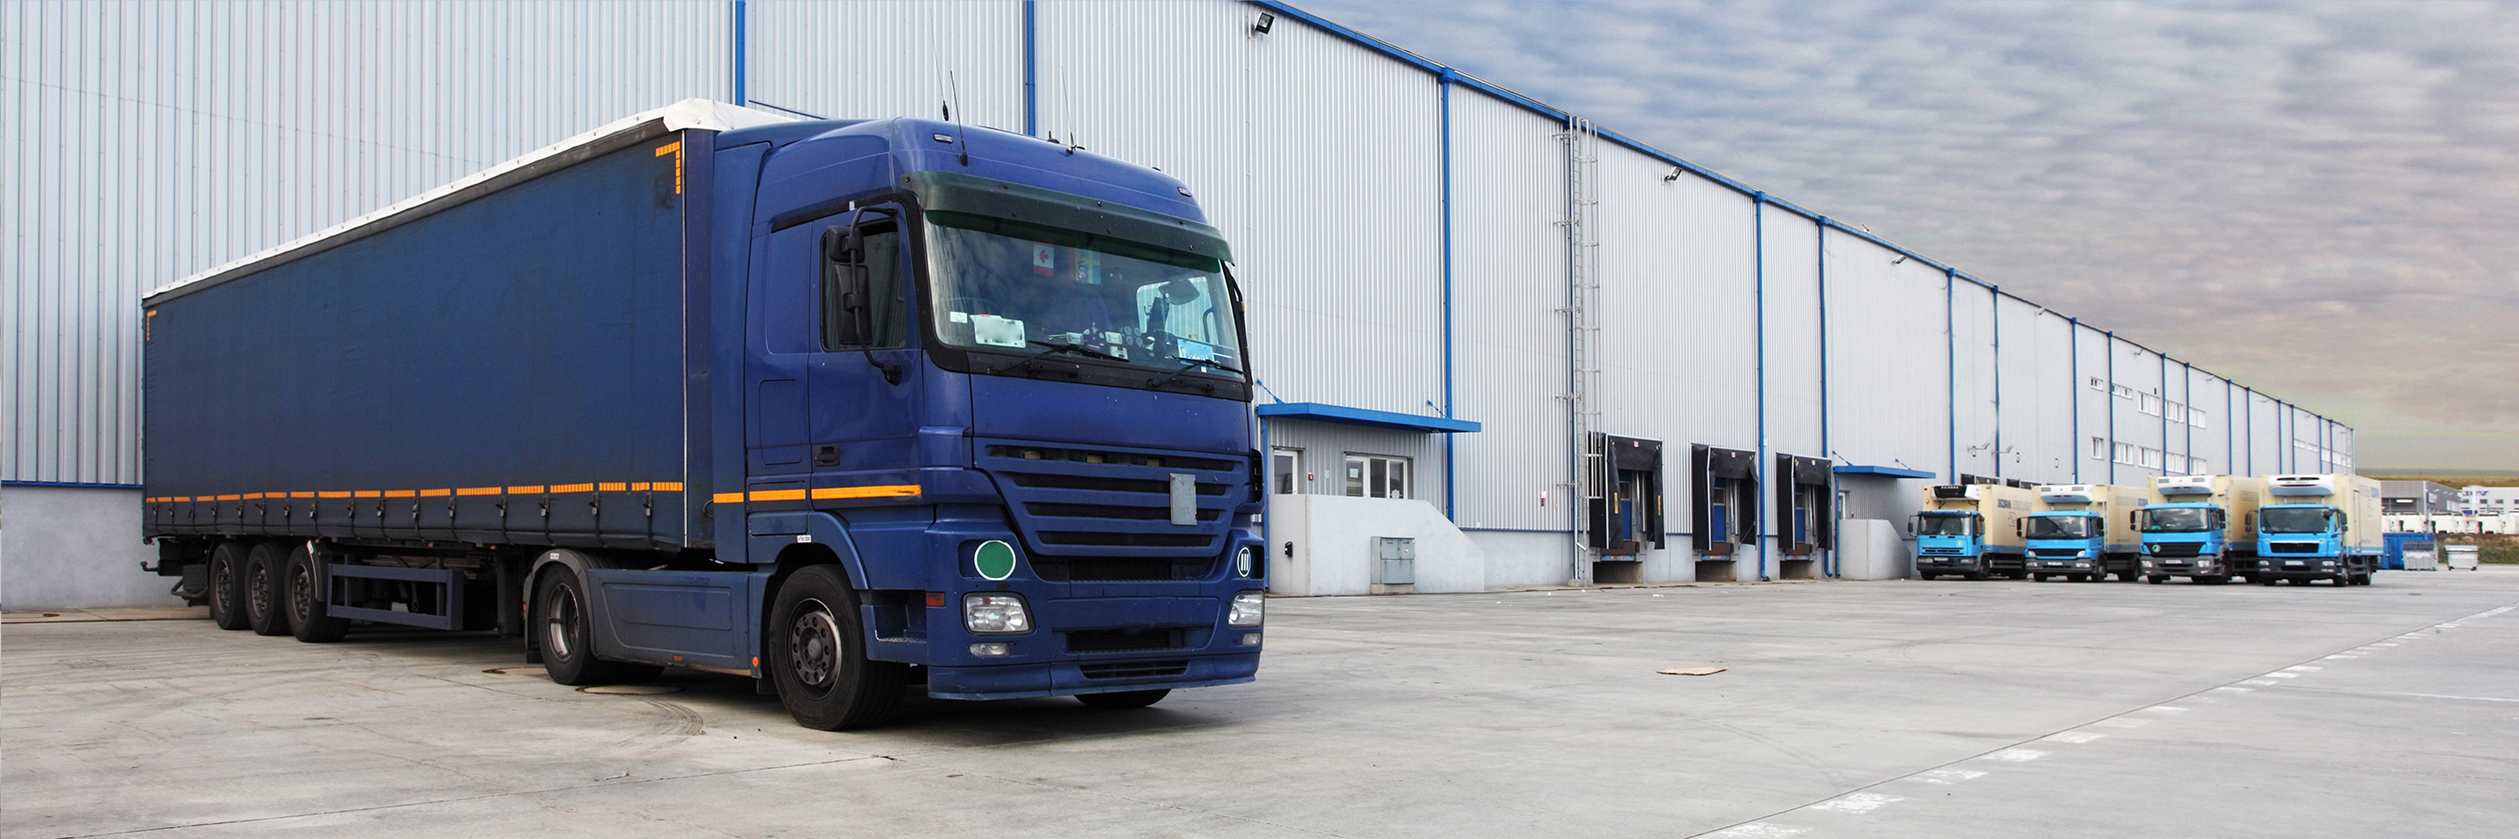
(929, 652, 1260, 699)
(2258, 557, 2347, 578)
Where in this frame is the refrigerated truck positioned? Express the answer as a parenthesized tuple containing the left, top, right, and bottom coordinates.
(139, 100, 1269, 730)
(1913, 484, 2035, 580)
(2255, 474, 2383, 586)
(2138, 475, 2263, 584)
(2022, 484, 2144, 582)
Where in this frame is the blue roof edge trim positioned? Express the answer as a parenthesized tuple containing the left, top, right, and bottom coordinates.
(1834, 465, 1937, 479)
(1249, 0, 2345, 436)
(1256, 402, 1483, 434)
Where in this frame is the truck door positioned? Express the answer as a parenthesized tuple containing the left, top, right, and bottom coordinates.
(748, 220, 820, 483)
(806, 207, 923, 491)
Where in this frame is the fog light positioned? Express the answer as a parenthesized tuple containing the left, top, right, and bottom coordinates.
(969, 642, 1010, 658)
(963, 593, 1032, 635)
(1228, 590, 1265, 628)
(1238, 632, 1261, 647)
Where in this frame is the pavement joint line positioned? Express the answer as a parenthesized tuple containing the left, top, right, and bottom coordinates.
(1679, 598, 2519, 839)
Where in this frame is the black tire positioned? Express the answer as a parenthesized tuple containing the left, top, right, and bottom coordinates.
(288, 543, 351, 643)
(767, 565, 906, 730)
(2032, 573, 2049, 582)
(206, 541, 252, 630)
(2261, 577, 2279, 586)
(1964, 571, 1988, 581)
(246, 542, 295, 636)
(2146, 575, 2167, 584)
(1917, 573, 1936, 581)
(536, 568, 653, 685)
(1076, 689, 1170, 710)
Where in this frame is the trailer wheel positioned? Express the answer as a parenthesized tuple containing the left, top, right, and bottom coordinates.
(288, 543, 350, 643)
(1076, 689, 1169, 710)
(535, 569, 650, 685)
(246, 542, 295, 636)
(207, 542, 252, 630)
(767, 565, 905, 730)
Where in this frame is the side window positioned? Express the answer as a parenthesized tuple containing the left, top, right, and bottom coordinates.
(822, 220, 907, 350)
(1273, 448, 1302, 495)
(1342, 454, 1411, 499)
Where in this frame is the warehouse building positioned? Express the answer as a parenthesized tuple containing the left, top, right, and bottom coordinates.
(3, 0, 2355, 607)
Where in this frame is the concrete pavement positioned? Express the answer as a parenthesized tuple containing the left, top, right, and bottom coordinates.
(6, 569, 2514, 838)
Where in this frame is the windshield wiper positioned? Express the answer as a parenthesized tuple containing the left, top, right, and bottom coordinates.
(1146, 359, 1242, 392)
(990, 340, 1127, 374)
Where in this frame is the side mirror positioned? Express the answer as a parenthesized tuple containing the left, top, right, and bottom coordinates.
(819, 226, 874, 347)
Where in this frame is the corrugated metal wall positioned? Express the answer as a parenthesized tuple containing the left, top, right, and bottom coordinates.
(6, 0, 730, 485)
(8, 0, 2358, 587)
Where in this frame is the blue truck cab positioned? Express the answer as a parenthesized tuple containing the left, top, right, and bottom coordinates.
(138, 102, 1265, 730)
(2021, 512, 2110, 581)
(2134, 475, 2261, 584)
(1912, 484, 2031, 581)
(2253, 474, 2383, 586)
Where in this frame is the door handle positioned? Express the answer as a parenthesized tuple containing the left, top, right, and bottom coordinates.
(813, 444, 841, 467)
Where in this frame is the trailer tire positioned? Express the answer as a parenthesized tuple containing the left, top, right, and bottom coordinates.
(536, 569, 642, 685)
(246, 542, 295, 636)
(1076, 689, 1169, 710)
(288, 544, 351, 643)
(767, 565, 905, 731)
(207, 541, 252, 630)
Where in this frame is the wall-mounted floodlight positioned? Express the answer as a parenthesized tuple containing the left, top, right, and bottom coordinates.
(1253, 12, 1275, 34)
(1663, 167, 1682, 182)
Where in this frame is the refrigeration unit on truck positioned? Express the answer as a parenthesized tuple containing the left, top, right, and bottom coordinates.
(2138, 475, 2263, 584)
(2254, 474, 2383, 586)
(2022, 484, 2144, 582)
(1913, 484, 2034, 580)
(138, 100, 1269, 730)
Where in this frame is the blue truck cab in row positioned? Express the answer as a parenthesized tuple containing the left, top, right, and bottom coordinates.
(2136, 503, 2241, 583)
(2020, 512, 2125, 581)
(139, 102, 1265, 729)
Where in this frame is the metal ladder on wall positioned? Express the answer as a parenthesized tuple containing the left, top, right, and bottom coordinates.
(1559, 116, 1604, 585)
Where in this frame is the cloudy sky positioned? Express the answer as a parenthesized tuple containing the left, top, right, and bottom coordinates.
(1305, 0, 2519, 472)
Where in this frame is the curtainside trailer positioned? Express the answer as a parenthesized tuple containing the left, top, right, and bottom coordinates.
(140, 100, 1268, 729)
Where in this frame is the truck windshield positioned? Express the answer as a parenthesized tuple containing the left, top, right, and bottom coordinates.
(2139, 508, 2212, 533)
(1917, 514, 1975, 536)
(2260, 507, 2333, 534)
(2023, 516, 2093, 540)
(923, 211, 1244, 377)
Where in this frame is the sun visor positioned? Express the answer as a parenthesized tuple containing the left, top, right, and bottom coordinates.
(901, 170, 1232, 264)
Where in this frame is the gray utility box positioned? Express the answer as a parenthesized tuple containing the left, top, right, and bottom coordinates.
(1374, 537, 1417, 593)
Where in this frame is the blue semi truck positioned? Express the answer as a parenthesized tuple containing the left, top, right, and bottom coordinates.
(139, 101, 1267, 729)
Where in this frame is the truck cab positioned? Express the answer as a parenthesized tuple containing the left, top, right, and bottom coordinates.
(1913, 484, 2031, 580)
(2021, 512, 2105, 580)
(2137, 475, 2262, 584)
(2254, 474, 2381, 586)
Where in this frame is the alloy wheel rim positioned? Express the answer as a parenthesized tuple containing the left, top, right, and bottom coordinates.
(545, 587, 578, 660)
(248, 564, 270, 622)
(790, 600, 841, 688)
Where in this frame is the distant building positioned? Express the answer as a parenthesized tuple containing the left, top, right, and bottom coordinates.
(2382, 481, 2459, 515)
(2456, 486, 2519, 515)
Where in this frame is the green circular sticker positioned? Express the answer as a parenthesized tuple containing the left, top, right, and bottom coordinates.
(975, 540, 1017, 581)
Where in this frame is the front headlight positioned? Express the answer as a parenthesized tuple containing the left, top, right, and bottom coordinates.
(962, 593, 1032, 635)
(1228, 590, 1265, 628)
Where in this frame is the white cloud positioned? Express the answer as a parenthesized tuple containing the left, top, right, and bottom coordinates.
(1305, 0, 2519, 468)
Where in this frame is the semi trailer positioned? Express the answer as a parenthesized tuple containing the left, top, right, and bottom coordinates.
(2138, 475, 2263, 584)
(139, 100, 1267, 730)
(2255, 474, 2383, 586)
(1913, 484, 2034, 580)
(2022, 484, 2144, 582)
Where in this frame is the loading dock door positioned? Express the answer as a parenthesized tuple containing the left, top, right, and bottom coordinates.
(1692, 445, 1758, 556)
(1587, 435, 1665, 555)
(1774, 454, 1834, 555)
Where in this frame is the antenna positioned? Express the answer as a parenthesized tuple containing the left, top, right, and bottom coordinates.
(947, 70, 970, 166)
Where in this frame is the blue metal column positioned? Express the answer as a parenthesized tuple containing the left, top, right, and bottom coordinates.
(2106, 332, 2117, 487)
(731, 1, 748, 106)
(1991, 286, 2002, 479)
(1754, 194, 1770, 581)
(2069, 317, 2081, 483)
(1022, 1, 1038, 136)
(2181, 361, 2195, 472)
(1817, 220, 1832, 577)
(2159, 352, 2169, 478)
(1439, 70, 1458, 521)
(1945, 268, 1957, 482)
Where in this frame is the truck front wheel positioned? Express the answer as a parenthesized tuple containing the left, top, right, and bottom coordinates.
(768, 565, 905, 730)
(207, 541, 252, 630)
(246, 542, 295, 636)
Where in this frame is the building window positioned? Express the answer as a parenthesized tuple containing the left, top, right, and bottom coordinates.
(2166, 401, 2185, 423)
(2089, 376, 2108, 391)
(1344, 454, 1410, 499)
(2090, 436, 2108, 460)
(2139, 393, 2162, 416)
(1272, 447, 1302, 495)
(2115, 442, 2136, 465)
(2191, 458, 2209, 475)
(2190, 412, 2209, 430)
(2140, 447, 2161, 469)
(2168, 453, 2188, 474)
(2113, 385, 2135, 399)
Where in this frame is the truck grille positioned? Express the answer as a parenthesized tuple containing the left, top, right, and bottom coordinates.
(2151, 543, 2202, 557)
(2267, 542, 2318, 554)
(1066, 627, 1188, 654)
(1079, 660, 1190, 680)
(980, 440, 1245, 559)
(1032, 556, 1215, 581)
(2031, 549, 2083, 558)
